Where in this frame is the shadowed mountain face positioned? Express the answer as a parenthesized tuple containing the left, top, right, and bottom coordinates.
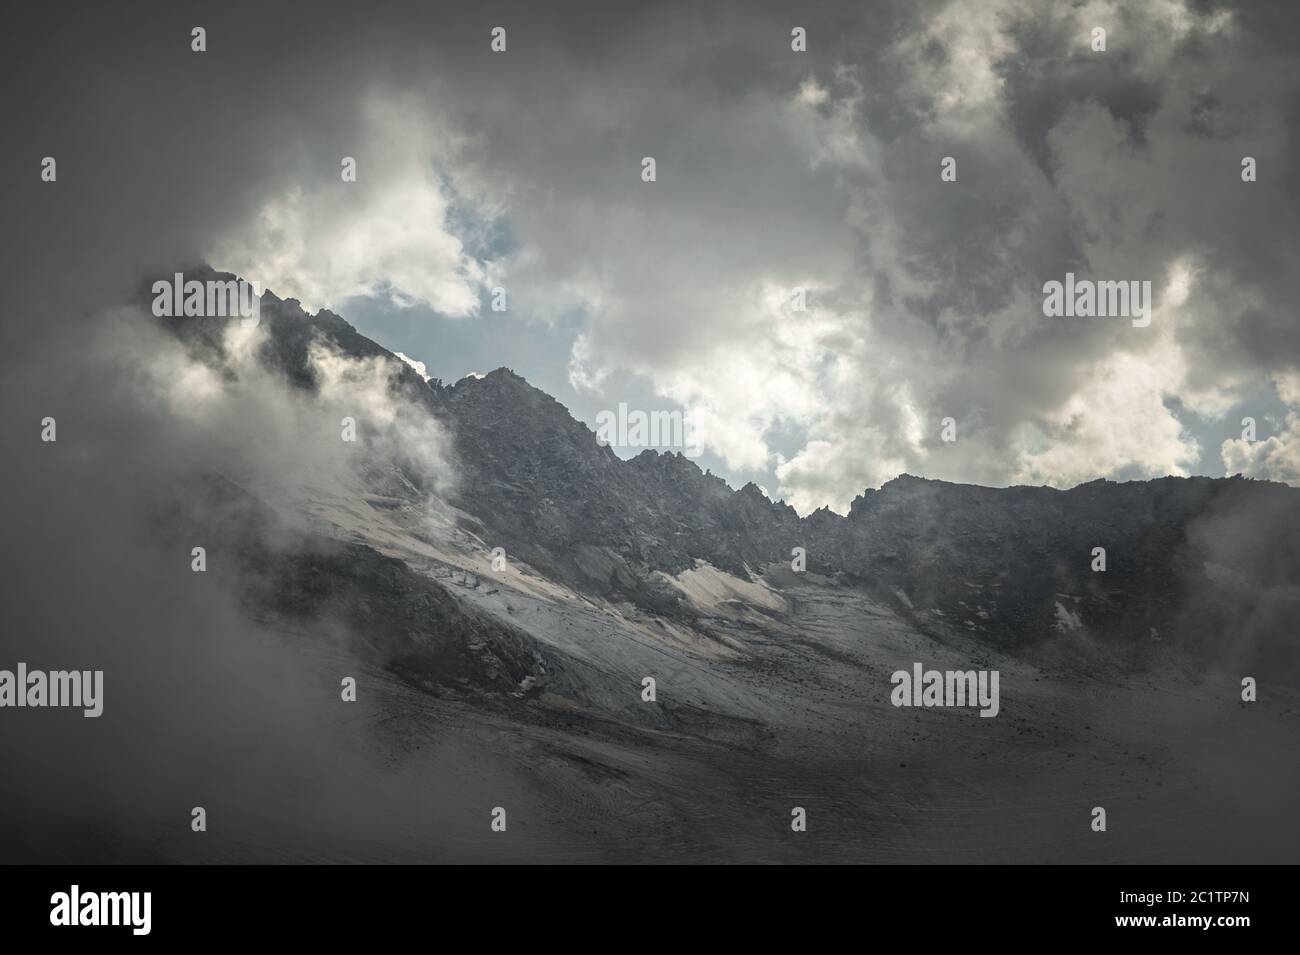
(71, 273, 1295, 864)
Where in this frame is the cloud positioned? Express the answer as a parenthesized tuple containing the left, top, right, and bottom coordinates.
(5, 0, 1299, 523)
(85, 300, 457, 535)
(1222, 412, 1300, 484)
(208, 94, 498, 317)
(0, 283, 463, 860)
(1012, 349, 1200, 486)
(529, 0, 1300, 510)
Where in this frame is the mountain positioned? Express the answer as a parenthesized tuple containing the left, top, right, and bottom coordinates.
(135, 270, 1300, 863)
(162, 272, 1300, 669)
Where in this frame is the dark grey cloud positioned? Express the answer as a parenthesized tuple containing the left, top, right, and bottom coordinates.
(5, 0, 1300, 508)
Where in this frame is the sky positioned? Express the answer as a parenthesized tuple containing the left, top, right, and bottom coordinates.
(4, 0, 1300, 515)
